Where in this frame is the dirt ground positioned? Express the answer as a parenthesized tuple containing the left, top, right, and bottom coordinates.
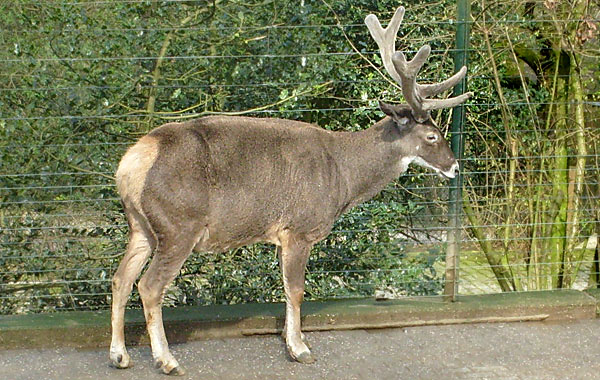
(1, 319, 599, 380)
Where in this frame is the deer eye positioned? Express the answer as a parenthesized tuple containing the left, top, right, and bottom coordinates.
(426, 133, 438, 143)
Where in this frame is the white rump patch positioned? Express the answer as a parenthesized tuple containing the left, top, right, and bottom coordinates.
(116, 135, 160, 211)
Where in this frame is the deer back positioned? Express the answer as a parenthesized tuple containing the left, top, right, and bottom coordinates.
(123, 116, 351, 251)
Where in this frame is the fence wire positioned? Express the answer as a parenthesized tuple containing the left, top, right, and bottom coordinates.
(1, 0, 598, 314)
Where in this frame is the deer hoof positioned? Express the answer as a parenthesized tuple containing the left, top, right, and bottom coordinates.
(166, 365, 186, 376)
(110, 351, 131, 369)
(287, 336, 315, 364)
(295, 350, 316, 364)
(155, 359, 186, 376)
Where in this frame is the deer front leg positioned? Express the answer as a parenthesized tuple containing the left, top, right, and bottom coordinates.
(277, 246, 311, 349)
(279, 237, 315, 364)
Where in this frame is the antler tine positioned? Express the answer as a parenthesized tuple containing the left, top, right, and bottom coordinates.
(393, 45, 473, 122)
(420, 65, 467, 97)
(364, 6, 405, 86)
(423, 91, 473, 111)
(392, 46, 432, 122)
(393, 45, 431, 80)
(366, 6, 472, 122)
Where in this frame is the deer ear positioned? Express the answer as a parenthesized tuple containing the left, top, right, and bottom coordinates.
(379, 100, 396, 117)
(379, 101, 410, 127)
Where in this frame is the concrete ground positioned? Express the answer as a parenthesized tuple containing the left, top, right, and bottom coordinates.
(2, 319, 599, 380)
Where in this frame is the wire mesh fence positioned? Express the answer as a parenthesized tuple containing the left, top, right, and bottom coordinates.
(1, 0, 598, 315)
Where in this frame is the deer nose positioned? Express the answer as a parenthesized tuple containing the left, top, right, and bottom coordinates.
(440, 162, 459, 179)
(446, 162, 459, 179)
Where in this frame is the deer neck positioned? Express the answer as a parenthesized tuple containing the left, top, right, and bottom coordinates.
(334, 118, 408, 211)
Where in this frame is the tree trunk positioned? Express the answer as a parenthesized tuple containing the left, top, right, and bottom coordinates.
(463, 193, 515, 292)
(547, 66, 569, 289)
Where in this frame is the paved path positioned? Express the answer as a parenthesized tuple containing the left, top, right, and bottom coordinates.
(2, 319, 599, 380)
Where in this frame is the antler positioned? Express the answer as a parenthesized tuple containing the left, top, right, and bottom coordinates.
(365, 6, 472, 123)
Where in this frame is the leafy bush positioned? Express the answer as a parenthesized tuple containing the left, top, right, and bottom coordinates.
(1, 0, 466, 314)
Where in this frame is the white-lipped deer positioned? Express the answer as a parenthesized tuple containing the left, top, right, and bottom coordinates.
(110, 5, 472, 375)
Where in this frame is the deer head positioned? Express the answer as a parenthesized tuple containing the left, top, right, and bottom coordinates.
(365, 6, 472, 178)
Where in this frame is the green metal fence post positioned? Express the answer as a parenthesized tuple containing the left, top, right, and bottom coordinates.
(444, 0, 471, 301)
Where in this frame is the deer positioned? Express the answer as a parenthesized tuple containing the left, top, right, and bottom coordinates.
(109, 5, 472, 375)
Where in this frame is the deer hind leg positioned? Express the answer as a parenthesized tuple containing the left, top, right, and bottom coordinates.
(279, 234, 315, 364)
(137, 229, 199, 376)
(110, 210, 154, 369)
